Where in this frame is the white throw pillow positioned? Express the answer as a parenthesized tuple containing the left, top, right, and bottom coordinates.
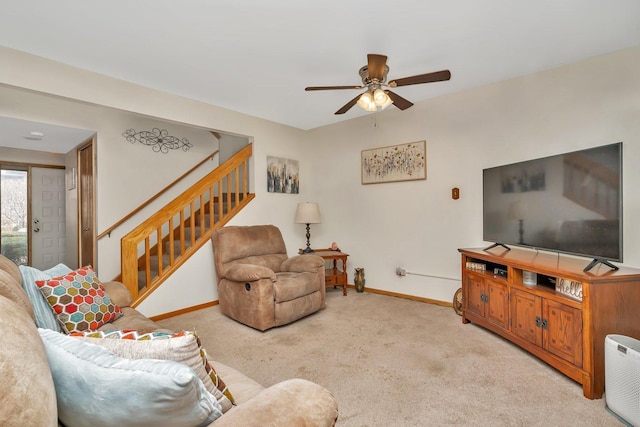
(38, 328, 222, 427)
(71, 329, 235, 412)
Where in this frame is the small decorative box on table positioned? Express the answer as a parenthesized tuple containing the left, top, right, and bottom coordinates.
(299, 248, 349, 296)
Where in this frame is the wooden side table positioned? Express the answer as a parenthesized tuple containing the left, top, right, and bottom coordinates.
(300, 248, 349, 296)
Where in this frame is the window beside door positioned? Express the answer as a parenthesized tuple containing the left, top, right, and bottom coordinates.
(0, 168, 28, 265)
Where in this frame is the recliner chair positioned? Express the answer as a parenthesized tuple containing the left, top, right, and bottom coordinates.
(211, 224, 326, 331)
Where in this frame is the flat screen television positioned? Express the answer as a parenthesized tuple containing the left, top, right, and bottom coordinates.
(482, 142, 622, 271)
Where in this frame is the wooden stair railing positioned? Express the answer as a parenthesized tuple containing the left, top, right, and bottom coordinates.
(121, 143, 254, 306)
(98, 150, 220, 240)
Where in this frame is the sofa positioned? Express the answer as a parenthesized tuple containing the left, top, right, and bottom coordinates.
(0, 254, 338, 426)
(212, 224, 326, 331)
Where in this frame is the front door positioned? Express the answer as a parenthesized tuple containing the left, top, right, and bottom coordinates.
(31, 167, 66, 269)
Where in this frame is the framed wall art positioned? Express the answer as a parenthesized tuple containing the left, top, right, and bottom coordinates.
(361, 140, 426, 184)
(267, 155, 299, 194)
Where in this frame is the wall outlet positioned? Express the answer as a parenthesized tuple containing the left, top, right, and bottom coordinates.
(396, 267, 406, 277)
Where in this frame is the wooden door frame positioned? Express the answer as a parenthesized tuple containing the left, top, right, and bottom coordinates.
(77, 138, 96, 269)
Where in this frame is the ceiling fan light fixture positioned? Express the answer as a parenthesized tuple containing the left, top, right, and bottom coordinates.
(357, 88, 393, 112)
(374, 89, 393, 110)
(357, 92, 376, 111)
(307, 53, 450, 115)
(373, 88, 386, 103)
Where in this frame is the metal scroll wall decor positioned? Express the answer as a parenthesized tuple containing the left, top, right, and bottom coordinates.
(122, 128, 193, 154)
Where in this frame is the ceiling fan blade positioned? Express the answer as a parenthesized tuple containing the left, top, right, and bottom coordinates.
(389, 70, 451, 87)
(305, 85, 363, 91)
(335, 94, 361, 115)
(367, 54, 388, 81)
(386, 90, 414, 110)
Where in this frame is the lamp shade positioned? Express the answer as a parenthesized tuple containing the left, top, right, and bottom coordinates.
(295, 202, 321, 224)
(508, 200, 525, 220)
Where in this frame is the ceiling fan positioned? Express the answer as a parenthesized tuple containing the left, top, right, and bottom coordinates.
(305, 54, 451, 115)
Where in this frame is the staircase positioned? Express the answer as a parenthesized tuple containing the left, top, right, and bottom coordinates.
(120, 143, 254, 307)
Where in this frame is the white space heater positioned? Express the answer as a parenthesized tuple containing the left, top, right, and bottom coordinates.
(605, 334, 640, 426)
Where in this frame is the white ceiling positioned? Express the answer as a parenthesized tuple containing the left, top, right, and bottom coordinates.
(1, 0, 640, 132)
(0, 116, 95, 154)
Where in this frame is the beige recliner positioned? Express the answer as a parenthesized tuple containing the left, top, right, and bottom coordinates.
(211, 224, 326, 331)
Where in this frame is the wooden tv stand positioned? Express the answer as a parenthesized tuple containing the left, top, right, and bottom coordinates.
(459, 247, 640, 399)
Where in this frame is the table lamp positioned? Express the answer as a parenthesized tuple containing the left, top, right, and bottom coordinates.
(295, 202, 321, 253)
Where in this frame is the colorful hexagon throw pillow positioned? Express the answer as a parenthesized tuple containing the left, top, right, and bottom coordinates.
(36, 266, 123, 333)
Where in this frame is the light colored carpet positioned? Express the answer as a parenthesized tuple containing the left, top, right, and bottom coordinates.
(158, 289, 620, 426)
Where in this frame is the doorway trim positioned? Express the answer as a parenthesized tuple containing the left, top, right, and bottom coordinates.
(77, 138, 96, 269)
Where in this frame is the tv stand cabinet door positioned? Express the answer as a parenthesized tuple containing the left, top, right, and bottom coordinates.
(464, 273, 486, 319)
(543, 299, 583, 367)
(511, 289, 542, 347)
(486, 280, 509, 330)
(464, 273, 510, 331)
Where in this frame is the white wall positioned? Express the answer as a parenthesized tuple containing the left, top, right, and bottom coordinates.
(0, 46, 314, 317)
(2, 45, 639, 317)
(306, 46, 640, 303)
(0, 83, 223, 276)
